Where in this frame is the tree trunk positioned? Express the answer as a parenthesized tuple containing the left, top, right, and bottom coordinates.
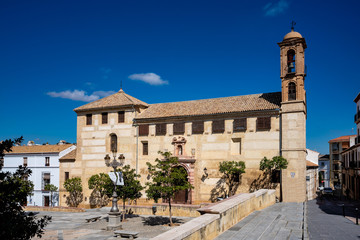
(122, 199, 126, 222)
(168, 198, 173, 226)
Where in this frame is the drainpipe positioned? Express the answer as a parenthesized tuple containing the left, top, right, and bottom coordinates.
(279, 109, 283, 202)
(132, 105, 139, 176)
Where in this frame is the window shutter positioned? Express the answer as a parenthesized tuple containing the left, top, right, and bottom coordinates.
(156, 123, 167, 135)
(212, 120, 225, 133)
(257, 117, 271, 131)
(102, 113, 108, 124)
(139, 125, 149, 136)
(173, 122, 185, 135)
(86, 114, 92, 125)
(192, 121, 204, 134)
(118, 111, 125, 123)
(233, 118, 247, 132)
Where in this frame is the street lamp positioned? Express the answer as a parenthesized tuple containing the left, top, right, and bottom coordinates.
(104, 150, 125, 229)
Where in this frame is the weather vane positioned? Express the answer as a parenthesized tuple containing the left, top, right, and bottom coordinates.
(291, 21, 296, 31)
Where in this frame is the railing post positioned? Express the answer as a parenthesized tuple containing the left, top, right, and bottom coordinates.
(342, 204, 345, 217)
(356, 208, 359, 225)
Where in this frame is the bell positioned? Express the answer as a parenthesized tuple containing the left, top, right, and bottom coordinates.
(288, 62, 294, 68)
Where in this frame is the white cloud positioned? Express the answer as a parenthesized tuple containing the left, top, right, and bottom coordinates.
(47, 89, 115, 102)
(128, 73, 168, 85)
(263, 0, 289, 16)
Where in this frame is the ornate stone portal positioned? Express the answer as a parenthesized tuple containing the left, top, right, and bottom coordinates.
(172, 136, 195, 204)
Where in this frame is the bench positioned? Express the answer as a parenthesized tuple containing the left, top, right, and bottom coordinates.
(85, 216, 101, 223)
(114, 230, 139, 239)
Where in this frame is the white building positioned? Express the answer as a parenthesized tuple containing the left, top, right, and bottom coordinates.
(318, 154, 330, 188)
(306, 149, 319, 200)
(3, 142, 75, 207)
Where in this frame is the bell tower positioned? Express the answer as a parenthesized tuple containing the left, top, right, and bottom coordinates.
(278, 24, 307, 202)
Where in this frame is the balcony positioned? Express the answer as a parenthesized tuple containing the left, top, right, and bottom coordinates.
(355, 111, 360, 123)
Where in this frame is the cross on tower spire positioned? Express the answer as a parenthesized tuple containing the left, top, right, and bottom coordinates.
(291, 21, 296, 31)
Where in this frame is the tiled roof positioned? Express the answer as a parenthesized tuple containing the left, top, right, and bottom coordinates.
(6, 144, 74, 154)
(59, 149, 76, 161)
(135, 92, 281, 120)
(74, 89, 148, 112)
(354, 92, 360, 103)
(328, 135, 357, 143)
(306, 160, 318, 167)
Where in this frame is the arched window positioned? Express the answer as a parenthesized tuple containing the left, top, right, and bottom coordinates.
(287, 49, 296, 73)
(110, 134, 117, 152)
(288, 82, 296, 100)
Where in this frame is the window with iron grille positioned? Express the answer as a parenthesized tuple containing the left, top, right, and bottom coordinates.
(86, 114, 92, 125)
(142, 142, 148, 155)
(139, 125, 149, 136)
(110, 134, 117, 152)
(233, 118, 247, 132)
(42, 172, 50, 190)
(212, 120, 225, 133)
(192, 121, 204, 134)
(156, 123, 167, 135)
(45, 157, 50, 166)
(65, 172, 69, 181)
(173, 122, 185, 135)
(102, 112, 108, 124)
(118, 111, 125, 123)
(23, 157, 28, 167)
(256, 117, 271, 131)
(288, 82, 296, 100)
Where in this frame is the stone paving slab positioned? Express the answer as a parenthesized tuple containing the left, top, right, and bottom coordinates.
(215, 202, 305, 240)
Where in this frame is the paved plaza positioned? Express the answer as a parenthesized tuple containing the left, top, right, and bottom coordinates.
(33, 207, 193, 240)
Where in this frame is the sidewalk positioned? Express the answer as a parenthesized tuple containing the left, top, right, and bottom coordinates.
(215, 202, 305, 240)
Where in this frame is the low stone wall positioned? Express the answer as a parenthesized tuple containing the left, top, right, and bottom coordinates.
(24, 206, 85, 212)
(151, 189, 276, 240)
(124, 203, 203, 218)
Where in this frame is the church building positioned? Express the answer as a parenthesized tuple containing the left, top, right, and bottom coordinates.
(59, 28, 308, 207)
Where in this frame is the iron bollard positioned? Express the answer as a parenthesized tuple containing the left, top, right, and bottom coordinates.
(356, 208, 359, 225)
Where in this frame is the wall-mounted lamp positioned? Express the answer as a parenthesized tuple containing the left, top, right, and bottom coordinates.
(203, 167, 208, 177)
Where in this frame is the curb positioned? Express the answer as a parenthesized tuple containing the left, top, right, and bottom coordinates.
(302, 201, 309, 240)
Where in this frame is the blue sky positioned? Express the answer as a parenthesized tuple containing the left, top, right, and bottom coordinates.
(0, 0, 359, 154)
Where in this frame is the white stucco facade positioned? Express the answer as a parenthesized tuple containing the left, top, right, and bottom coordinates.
(3, 144, 75, 206)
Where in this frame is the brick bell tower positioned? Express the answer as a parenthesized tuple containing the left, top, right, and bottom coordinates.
(278, 24, 307, 202)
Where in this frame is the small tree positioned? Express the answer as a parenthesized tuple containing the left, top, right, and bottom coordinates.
(114, 165, 144, 221)
(219, 161, 246, 197)
(0, 137, 51, 239)
(64, 177, 83, 207)
(88, 173, 112, 207)
(260, 156, 288, 200)
(146, 151, 193, 226)
(44, 184, 58, 207)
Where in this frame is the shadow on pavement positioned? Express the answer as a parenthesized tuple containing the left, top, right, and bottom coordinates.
(141, 216, 184, 226)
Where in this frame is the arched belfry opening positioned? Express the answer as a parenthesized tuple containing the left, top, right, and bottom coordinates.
(288, 82, 296, 100)
(287, 49, 296, 73)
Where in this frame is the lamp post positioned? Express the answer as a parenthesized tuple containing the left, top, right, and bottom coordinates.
(104, 150, 125, 230)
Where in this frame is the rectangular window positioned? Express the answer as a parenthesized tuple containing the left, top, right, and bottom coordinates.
(118, 111, 125, 123)
(212, 120, 225, 133)
(192, 121, 204, 134)
(142, 142, 148, 155)
(65, 172, 69, 182)
(233, 118, 247, 132)
(156, 123, 167, 136)
(173, 122, 185, 135)
(45, 157, 50, 166)
(139, 124, 149, 136)
(256, 117, 271, 131)
(23, 157, 28, 167)
(86, 114, 92, 125)
(232, 138, 242, 155)
(42, 172, 50, 190)
(102, 113, 108, 124)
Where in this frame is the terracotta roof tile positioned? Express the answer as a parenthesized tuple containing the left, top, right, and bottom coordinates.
(136, 92, 281, 119)
(306, 160, 318, 167)
(59, 149, 76, 160)
(74, 89, 148, 112)
(6, 144, 74, 154)
(328, 135, 357, 143)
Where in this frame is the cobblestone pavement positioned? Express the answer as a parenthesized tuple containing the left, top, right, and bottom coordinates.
(215, 202, 305, 240)
(32, 207, 193, 240)
(307, 198, 360, 240)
